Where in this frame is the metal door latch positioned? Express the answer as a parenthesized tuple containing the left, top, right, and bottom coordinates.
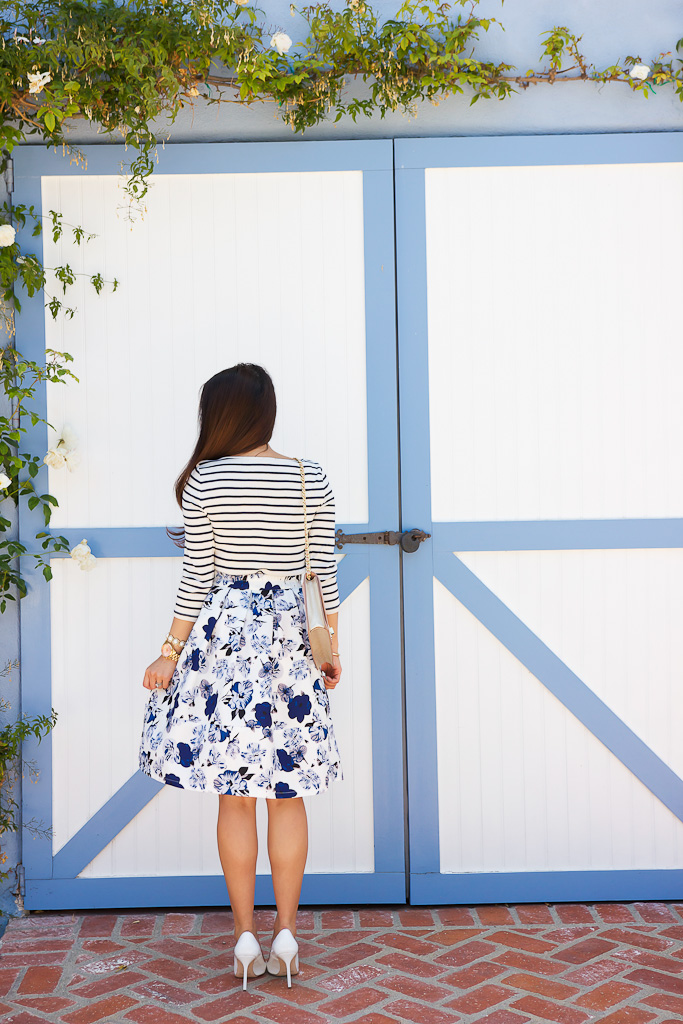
(335, 528, 430, 553)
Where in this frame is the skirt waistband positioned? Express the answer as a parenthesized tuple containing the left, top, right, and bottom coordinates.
(213, 569, 303, 585)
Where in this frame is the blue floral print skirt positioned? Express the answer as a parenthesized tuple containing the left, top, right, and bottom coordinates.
(138, 570, 343, 798)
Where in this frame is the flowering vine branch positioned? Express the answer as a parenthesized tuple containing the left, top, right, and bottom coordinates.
(0, 204, 114, 609)
(0, 203, 119, 334)
(0, 0, 681, 201)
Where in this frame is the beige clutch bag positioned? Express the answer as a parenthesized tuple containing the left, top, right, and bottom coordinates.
(295, 457, 334, 671)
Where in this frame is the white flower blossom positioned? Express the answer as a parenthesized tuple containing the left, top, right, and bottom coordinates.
(44, 426, 80, 470)
(70, 539, 96, 570)
(0, 473, 11, 490)
(27, 70, 51, 94)
(234, 0, 251, 5)
(0, 224, 16, 247)
(629, 63, 650, 81)
(270, 31, 292, 54)
(63, 448, 81, 472)
(44, 446, 68, 469)
(59, 424, 79, 451)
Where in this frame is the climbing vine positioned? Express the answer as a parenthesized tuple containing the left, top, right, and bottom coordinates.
(0, 204, 116, 607)
(0, 666, 57, 884)
(0, 0, 681, 201)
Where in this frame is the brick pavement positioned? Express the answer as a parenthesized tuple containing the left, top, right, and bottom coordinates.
(1, 902, 683, 1023)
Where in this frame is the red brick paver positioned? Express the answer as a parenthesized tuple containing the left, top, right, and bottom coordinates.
(0, 902, 682, 1022)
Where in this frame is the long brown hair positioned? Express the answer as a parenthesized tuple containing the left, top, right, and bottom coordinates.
(166, 362, 277, 548)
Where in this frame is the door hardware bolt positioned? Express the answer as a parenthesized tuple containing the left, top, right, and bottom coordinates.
(335, 528, 430, 552)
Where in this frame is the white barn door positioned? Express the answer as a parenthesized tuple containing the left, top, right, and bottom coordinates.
(396, 133, 683, 903)
(16, 140, 405, 908)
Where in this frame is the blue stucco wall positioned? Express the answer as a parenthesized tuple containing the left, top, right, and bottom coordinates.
(2, 0, 681, 925)
(49, 0, 683, 145)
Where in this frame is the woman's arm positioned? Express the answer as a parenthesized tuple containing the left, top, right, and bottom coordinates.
(323, 609, 341, 689)
(142, 464, 215, 691)
(309, 465, 342, 689)
(308, 465, 340, 612)
(173, 463, 215, 622)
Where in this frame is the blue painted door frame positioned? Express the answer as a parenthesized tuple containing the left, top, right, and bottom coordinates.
(15, 139, 406, 910)
(16, 131, 683, 910)
(395, 131, 683, 905)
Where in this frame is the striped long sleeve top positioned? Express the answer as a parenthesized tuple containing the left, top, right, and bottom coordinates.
(173, 456, 341, 622)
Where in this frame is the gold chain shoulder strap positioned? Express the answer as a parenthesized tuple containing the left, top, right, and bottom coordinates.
(295, 457, 314, 580)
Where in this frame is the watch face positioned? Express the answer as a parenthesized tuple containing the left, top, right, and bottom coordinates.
(161, 643, 173, 657)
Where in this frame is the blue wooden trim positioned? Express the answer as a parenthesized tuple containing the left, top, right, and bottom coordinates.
(395, 163, 441, 877)
(395, 131, 683, 170)
(435, 551, 683, 825)
(22, 523, 382, 559)
(53, 773, 160, 878)
(410, 869, 683, 905)
(368, 547, 405, 876)
(24, 872, 406, 911)
(336, 549, 369, 605)
(432, 519, 683, 551)
(27, 516, 683, 558)
(15, 171, 55, 884)
(362, 166, 406, 879)
(24, 526, 185, 557)
(14, 139, 394, 179)
(362, 168, 401, 533)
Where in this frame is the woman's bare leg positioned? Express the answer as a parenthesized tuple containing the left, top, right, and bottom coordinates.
(266, 797, 308, 938)
(217, 794, 258, 938)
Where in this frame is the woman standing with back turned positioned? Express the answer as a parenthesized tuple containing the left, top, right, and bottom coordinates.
(138, 362, 343, 989)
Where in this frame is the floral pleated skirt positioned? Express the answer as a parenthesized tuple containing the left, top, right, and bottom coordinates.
(138, 570, 343, 798)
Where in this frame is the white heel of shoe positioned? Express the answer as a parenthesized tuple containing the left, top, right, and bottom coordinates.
(233, 931, 266, 991)
(266, 928, 299, 988)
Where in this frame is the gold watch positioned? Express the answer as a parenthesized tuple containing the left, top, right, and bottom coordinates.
(161, 642, 180, 662)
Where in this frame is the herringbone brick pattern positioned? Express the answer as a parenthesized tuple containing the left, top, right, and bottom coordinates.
(1, 902, 683, 1023)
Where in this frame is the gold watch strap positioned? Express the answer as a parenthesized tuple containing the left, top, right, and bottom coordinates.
(161, 642, 180, 662)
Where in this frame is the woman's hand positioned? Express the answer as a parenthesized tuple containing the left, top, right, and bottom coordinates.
(321, 656, 342, 690)
(143, 656, 177, 691)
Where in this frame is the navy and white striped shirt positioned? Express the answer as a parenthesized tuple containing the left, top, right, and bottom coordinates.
(173, 456, 340, 622)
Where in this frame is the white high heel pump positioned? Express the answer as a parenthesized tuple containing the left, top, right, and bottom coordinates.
(233, 930, 267, 991)
(266, 927, 299, 987)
